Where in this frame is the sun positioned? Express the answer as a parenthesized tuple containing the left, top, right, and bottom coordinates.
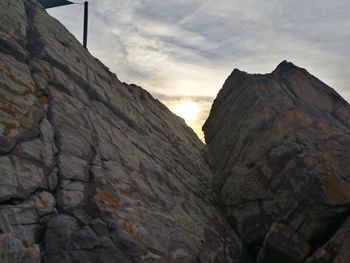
(173, 100, 199, 124)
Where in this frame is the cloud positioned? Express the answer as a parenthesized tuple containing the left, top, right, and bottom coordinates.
(48, 0, 350, 140)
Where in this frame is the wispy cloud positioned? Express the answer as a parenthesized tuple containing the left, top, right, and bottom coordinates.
(48, 0, 350, 139)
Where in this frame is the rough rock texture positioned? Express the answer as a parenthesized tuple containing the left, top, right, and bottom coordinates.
(0, 234, 40, 263)
(306, 216, 350, 263)
(0, 0, 251, 262)
(204, 61, 350, 260)
(257, 223, 310, 263)
(2, 1, 350, 263)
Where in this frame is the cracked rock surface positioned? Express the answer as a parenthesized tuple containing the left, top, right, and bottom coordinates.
(204, 61, 350, 261)
(0, 0, 251, 262)
(1, 1, 350, 263)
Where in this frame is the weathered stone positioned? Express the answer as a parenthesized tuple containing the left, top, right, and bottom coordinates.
(0, 192, 54, 246)
(13, 119, 57, 168)
(0, 0, 29, 60)
(0, 53, 42, 153)
(58, 155, 89, 182)
(56, 181, 88, 211)
(305, 217, 350, 263)
(32, 191, 56, 216)
(0, 234, 40, 263)
(0, 156, 46, 202)
(64, 226, 99, 250)
(44, 214, 80, 255)
(0, 201, 39, 245)
(47, 167, 58, 191)
(0, 1, 254, 262)
(6, 0, 350, 262)
(257, 223, 310, 263)
(204, 61, 350, 253)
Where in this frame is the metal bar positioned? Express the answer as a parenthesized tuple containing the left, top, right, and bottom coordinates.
(39, 0, 73, 9)
(83, 1, 88, 48)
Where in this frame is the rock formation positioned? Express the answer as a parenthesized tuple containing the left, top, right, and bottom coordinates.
(1, 0, 350, 263)
(0, 0, 251, 262)
(204, 61, 350, 262)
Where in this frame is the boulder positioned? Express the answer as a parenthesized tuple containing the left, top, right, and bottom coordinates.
(204, 61, 350, 253)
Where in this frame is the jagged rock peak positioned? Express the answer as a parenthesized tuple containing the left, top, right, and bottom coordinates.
(204, 61, 350, 262)
(272, 60, 302, 75)
(231, 68, 247, 74)
(230, 60, 316, 79)
(229, 60, 302, 78)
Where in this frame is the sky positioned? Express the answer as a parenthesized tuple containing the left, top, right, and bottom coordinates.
(48, 0, 350, 141)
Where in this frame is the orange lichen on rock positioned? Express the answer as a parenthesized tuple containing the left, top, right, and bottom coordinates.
(21, 240, 29, 248)
(0, 62, 34, 94)
(36, 195, 49, 209)
(0, 96, 23, 117)
(0, 120, 19, 137)
(2, 34, 18, 45)
(38, 94, 48, 110)
(320, 156, 350, 205)
(120, 219, 141, 243)
(18, 108, 34, 129)
(0, 58, 38, 138)
(0, 110, 34, 137)
(0, 91, 37, 138)
(95, 189, 122, 210)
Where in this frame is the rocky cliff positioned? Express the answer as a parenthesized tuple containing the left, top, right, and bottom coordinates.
(1, 1, 350, 263)
(204, 61, 350, 262)
(0, 0, 251, 262)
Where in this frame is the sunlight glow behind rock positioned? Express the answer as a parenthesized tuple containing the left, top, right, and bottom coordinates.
(172, 100, 199, 124)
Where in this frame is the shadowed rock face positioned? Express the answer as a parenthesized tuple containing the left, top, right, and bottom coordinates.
(0, 0, 251, 262)
(306, 217, 350, 263)
(204, 61, 350, 259)
(257, 223, 310, 263)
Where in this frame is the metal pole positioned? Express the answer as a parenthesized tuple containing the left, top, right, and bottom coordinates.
(83, 1, 88, 48)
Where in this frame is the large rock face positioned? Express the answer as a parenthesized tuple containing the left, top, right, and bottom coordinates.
(2, 1, 350, 262)
(203, 61, 350, 258)
(0, 0, 251, 262)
